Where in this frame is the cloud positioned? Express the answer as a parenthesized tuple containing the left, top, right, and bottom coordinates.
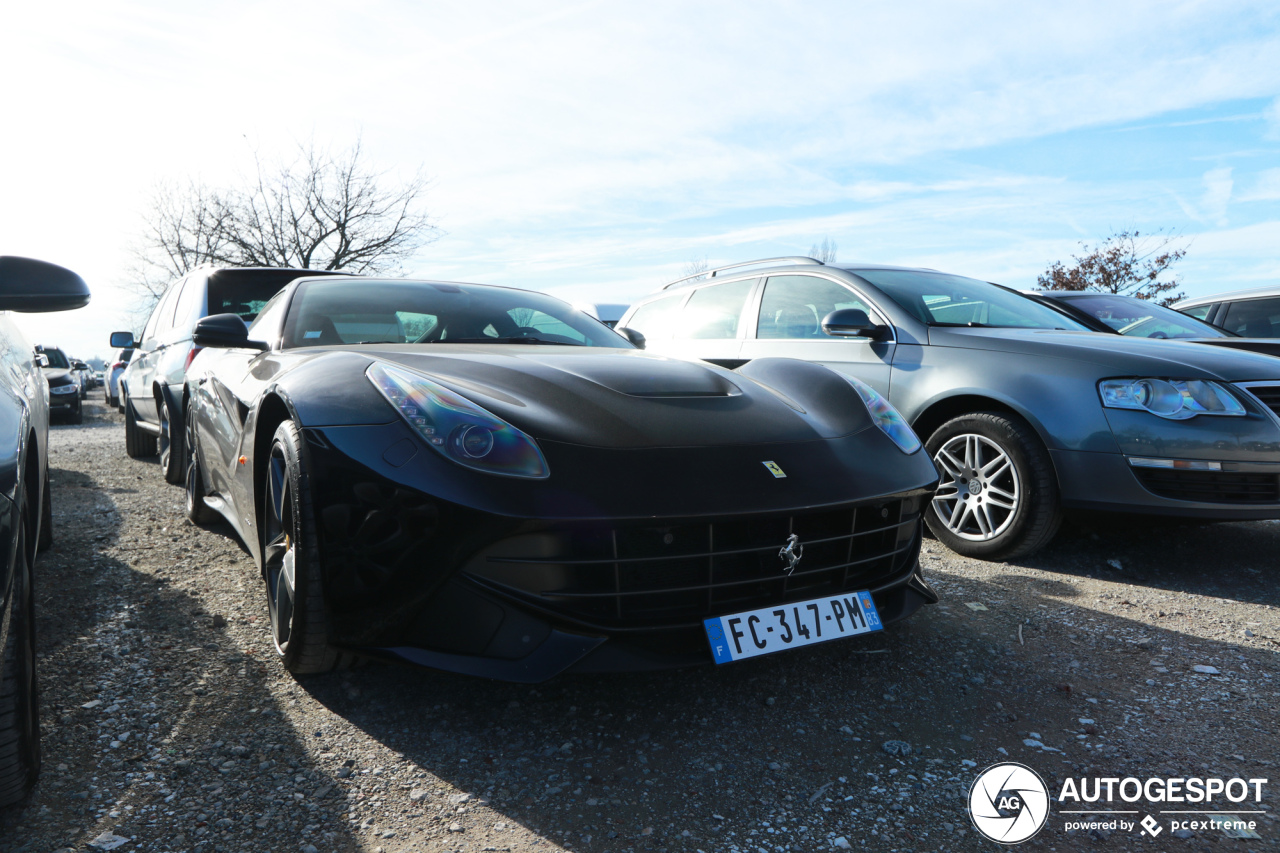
(1238, 168, 1280, 201)
(1201, 168, 1234, 227)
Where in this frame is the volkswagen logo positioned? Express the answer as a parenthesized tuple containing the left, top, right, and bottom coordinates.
(778, 533, 803, 575)
(969, 762, 1050, 844)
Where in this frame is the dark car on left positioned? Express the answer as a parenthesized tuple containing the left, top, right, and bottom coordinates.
(33, 346, 82, 424)
(0, 256, 91, 807)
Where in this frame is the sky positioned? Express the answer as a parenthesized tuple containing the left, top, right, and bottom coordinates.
(2, 1, 1279, 361)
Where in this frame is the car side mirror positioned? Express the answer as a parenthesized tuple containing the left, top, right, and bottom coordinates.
(192, 313, 269, 351)
(73, 361, 89, 370)
(822, 308, 889, 340)
(0, 256, 91, 312)
(109, 331, 136, 349)
(616, 326, 646, 349)
(34, 354, 49, 368)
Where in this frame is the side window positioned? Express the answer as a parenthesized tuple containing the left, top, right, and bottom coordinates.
(172, 274, 206, 332)
(507, 308, 588, 343)
(757, 276, 873, 339)
(679, 279, 756, 339)
(143, 282, 181, 344)
(1222, 298, 1280, 338)
(1180, 303, 1214, 322)
(621, 294, 685, 341)
(247, 290, 289, 342)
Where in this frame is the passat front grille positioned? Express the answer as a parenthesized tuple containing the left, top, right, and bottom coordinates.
(463, 497, 922, 629)
(1133, 467, 1280, 503)
(1242, 383, 1280, 418)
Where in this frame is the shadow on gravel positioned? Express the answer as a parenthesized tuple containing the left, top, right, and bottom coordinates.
(0, 462, 362, 853)
(1011, 512, 1280, 607)
(292, 563, 1280, 852)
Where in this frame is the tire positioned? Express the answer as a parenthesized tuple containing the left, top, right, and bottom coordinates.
(123, 392, 157, 458)
(0, 505, 40, 807)
(923, 412, 1061, 561)
(36, 473, 51, 554)
(68, 400, 82, 426)
(185, 404, 218, 525)
(157, 395, 184, 484)
(261, 420, 347, 675)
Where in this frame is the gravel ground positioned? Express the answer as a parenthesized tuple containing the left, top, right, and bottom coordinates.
(1, 400, 1278, 852)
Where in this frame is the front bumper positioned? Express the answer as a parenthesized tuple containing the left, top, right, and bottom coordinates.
(1053, 448, 1280, 519)
(302, 423, 938, 681)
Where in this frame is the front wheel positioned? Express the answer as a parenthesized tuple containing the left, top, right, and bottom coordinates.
(158, 395, 184, 484)
(123, 392, 157, 458)
(924, 412, 1061, 561)
(262, 421, 346, 675)
(185, 405, 218, 525)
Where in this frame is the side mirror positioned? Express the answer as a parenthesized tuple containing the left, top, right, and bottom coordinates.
(34, 354, 49, 368)
(109, 331, 136, 349)
(616, 327, 646, 349)
(193, 313, 268, 351)
(822, 308, 889, 340)
(73, 361, 89, 370)
(0, 256, 91, 312)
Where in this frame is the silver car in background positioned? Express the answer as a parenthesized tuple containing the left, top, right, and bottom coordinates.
(620, 257, 1280, 560)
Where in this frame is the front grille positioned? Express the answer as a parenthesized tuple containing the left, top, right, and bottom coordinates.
(1243, 383, 1280, 418)
(463, 497, 922, 629)
(1133, 467, 1280, 503)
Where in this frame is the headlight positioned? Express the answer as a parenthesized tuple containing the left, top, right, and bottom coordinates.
(49, 384, 77, 395)
(366, 362, 550, 479)
(842, 375, 921, 454)
(1099, 378, 1246, 420)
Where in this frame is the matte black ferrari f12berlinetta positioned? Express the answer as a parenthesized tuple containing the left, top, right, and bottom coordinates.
(182, 276, 939, 681)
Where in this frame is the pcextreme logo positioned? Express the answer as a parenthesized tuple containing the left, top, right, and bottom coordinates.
(969, 765, 1269, 844)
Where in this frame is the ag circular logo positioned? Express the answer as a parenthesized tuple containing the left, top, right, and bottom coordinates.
(968, 762, 1050, 844)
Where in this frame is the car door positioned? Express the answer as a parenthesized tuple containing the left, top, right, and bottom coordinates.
(738, 273, 897, 395)
(126, 283, 180, 425)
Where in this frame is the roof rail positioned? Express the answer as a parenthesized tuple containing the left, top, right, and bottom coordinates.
(661, 256, 824, 290)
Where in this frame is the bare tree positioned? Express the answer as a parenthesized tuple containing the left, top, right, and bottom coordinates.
(124, 140, 440, 325)
(682, 256, 710, 282)
(809, 237, 838, 264)
(1038, 229, 1189, 307)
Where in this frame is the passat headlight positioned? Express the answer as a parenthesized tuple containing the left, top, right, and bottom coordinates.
(1099, 378, 1247, 420)
(367, 362, 550, 479)
(842, 375, 921, 454)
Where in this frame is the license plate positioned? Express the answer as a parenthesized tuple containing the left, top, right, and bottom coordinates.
(704, 591, 882, 664)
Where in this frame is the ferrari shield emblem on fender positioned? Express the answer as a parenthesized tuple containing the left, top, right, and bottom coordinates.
(762, 461, 786, 478)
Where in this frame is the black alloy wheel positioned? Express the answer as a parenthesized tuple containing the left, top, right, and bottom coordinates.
(158, 396, 184, 484)
(184, 403, 217, 525)
(924, 411, 1062, 561)
(0, 504, 40, 807)
(262, 420, 346, 675)
(123, 391, 157, 458)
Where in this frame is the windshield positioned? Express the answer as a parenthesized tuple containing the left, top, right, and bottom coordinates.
(282, 280, 632, 350)
(856, 270, 1088, 330)
(40, 348, 69, 369)
(1058, 294, 1229, 339)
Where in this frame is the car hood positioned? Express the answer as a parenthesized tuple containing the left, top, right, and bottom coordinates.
(42, 368, 74, 385)
(927, 327, 1280, 381)
(281, 346, 875, 449)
